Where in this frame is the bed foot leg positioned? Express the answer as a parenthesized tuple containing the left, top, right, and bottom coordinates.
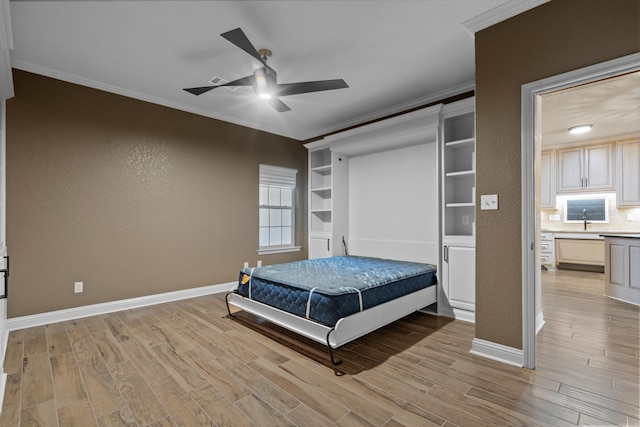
(225, 292, 236, 318)
(326, 328, 342, 366)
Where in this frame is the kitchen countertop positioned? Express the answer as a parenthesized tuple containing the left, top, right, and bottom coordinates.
(599, 234, 640, 239)
(541, 229, 639, 235)
(541, 230, 639, 240)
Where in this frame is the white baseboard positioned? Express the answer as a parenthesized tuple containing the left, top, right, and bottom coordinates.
(438, 305, 475, 323)
(535, 311, 545, 335)
(3, 281, 237, 332)
(470, 338, 523, 367)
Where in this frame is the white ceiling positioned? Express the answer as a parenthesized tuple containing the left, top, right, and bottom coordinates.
(8, 0, 526, 141)
(14, 0, 630, 146)
(540, 71, 640, 147)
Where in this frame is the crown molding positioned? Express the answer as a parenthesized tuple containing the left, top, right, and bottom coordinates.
(11, 60, 301, 139)
(462, 0, 550, 36)
(310, 80, 475, 141)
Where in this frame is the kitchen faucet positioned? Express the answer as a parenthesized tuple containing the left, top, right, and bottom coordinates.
(582, 209, 591, 230)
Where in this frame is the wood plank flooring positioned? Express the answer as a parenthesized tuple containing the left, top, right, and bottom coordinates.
(1, 268, 638, 426)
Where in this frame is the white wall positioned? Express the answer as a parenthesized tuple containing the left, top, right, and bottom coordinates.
(347, 142, 439, 264)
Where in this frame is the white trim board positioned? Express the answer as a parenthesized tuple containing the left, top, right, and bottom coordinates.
(2, 281, 236, 332)
(470, 338, 523, 367)
(462, 0, 550, 35)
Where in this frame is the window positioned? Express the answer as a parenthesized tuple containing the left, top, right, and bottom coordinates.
(258, 165, 300, 254)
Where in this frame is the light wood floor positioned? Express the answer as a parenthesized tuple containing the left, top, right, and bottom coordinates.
(0, 269, 638, 426)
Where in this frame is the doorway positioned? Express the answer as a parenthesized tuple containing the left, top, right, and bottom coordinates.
(521, 52, 640, 369)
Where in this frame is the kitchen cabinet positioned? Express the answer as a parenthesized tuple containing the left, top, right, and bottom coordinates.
(616, 139, 640, 207)
(557, 144, 614, 193)
(555, 238, 604, 266)
(540, 232, 556, 270)
(540, 150, 556, 209)
(603, 234, 640, 305)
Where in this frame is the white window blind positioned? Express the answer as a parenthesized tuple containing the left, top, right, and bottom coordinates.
(259, 165, 297, 187)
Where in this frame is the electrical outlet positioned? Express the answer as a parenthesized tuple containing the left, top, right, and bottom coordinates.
(257, 260, 262, 267)
(243, 261, 249, 269)
(628, 213, 634, 221)
(462, 215, 469, 225)
(74, 281, 83, 293)
(550, 214, 561, 221)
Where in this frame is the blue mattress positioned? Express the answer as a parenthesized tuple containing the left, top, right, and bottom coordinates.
(235, 256, 437, 327)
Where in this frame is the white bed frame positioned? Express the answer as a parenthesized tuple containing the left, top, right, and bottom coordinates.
(226, 284, 437, 365)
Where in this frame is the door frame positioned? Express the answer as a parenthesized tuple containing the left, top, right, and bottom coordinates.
(521, 52, 640, 369)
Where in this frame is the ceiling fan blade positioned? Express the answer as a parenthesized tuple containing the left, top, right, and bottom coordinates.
(276, 79, 349, 97)
(221, 75, 256, 87)
(183, 86, 218, 96)
(221, 28, 268, 67)
(184, 75, 255, 96)
(269, 97, 291, 112)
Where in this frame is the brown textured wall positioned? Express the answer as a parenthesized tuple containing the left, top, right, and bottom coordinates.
(475, 0, 639, 348)
(7, 70, 308, 317)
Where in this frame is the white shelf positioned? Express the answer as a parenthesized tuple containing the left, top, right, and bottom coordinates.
(445, 137, 475, 149)
(442, 98, 476, 240)
(311, 164, 332, 174)
(311, 186, 331, 193)
(445, 169, 474, 177)
(446, 202, 475, 208)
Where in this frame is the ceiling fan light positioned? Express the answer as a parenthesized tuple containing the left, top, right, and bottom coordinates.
(568, 124, 593, 134)
(253, 67, 275, 101)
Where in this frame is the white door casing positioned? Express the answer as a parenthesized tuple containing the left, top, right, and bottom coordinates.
(521, 52, 640, 369)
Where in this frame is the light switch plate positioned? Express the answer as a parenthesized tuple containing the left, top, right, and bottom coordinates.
(480, 194, 498, 210)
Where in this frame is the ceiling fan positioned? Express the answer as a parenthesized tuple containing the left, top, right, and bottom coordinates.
(183, 28, 349, 112)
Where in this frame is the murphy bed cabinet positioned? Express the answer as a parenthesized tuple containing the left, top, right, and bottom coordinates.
(440, 97, 476, 321)
(307, 145, 348, 259)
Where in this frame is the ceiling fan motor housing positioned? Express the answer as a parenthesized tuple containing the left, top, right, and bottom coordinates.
(253, 66, 277, 97)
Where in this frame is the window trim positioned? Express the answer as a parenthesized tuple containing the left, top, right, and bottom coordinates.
(258, 165, 300, 254)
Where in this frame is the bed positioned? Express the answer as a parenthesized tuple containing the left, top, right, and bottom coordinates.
(225, 255, 437, 365)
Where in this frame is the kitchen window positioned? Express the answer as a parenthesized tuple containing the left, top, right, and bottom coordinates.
(564, 197, 608, 224)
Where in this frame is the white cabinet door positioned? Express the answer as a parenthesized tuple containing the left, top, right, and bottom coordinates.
(558, 144, 614, 192)
(616, 140, 640, 207)
(584, 144, 614, 190)
(540, 150, 556, 209)
(444, 245, 475, 311)
(558, 148, 584, 192)
(604, 237, 640, 306)
(310, 237, 331, 259)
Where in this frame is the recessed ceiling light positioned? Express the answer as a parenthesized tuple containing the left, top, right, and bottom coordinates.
(568, 124, 593, 134)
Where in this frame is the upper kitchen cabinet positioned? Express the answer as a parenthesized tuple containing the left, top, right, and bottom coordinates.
(616, 139, 640, 207)
(557, 143, 614, 193)
(540, 150, 556, 209)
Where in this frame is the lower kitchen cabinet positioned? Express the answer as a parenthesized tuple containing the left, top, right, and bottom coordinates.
(603, 235, 640, 305)
(555, 238, 604, 266)
(540, 232, 556, 270)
